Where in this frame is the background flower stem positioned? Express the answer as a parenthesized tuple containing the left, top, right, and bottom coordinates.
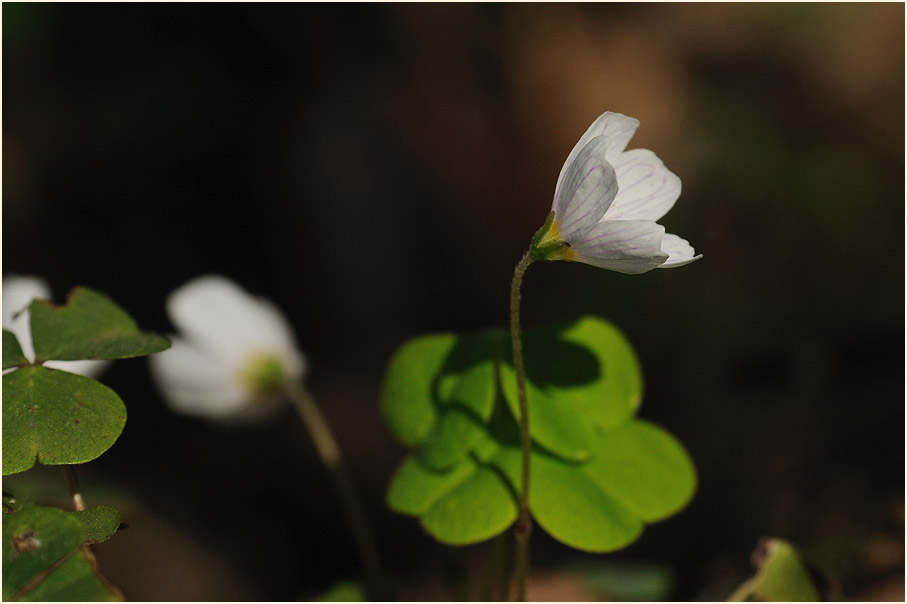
(284, 380, 388, 600)
(509, 249, 534, 601)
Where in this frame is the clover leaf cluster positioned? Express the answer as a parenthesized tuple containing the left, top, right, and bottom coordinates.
(2, 287, 169, 600)
(380, 315, 696, 552)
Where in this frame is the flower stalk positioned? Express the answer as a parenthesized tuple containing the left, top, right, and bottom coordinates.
(509, 249, 534, 602)
(62, 466, 86, 512)
(284, 380, 387, 600)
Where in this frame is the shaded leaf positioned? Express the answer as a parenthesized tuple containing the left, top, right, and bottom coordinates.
(3, 505, 123, 601)
(73, 507, 121, 544)
(3, 330, 28, 370)
(18, 550, 121, 601)
(416, 408, 491, 471)
(2, 367, 126, 475)
(2, 505, 82, 600)
(573, 560, 674, 602)
(30, 287, 169, 362)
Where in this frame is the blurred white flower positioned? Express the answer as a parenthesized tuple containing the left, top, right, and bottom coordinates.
(149, 275, 306, 422)
(2, 275, 110, 377)
(532, 111, 701, 274)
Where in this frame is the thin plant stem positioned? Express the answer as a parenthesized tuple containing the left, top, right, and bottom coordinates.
(479, 532, 508, 601)
(284, 380, 388, 600)
(509, 249, 534, 601)
(62, 465, 103, 570)
(62, 466, 86, 512)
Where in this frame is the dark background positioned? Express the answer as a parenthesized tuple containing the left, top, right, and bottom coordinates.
(3, 3, 904, 601)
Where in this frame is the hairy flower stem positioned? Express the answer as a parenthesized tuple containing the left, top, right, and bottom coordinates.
(285, 380, 388, 600)
(510, 249, 534, 601)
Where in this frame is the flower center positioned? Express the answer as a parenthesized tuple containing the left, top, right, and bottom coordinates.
(530, 212, 576, 261)
(242, 353, 287, 399)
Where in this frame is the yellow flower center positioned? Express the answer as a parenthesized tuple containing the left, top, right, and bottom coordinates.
(241, 353, 287, 398)
(531, 214, 576, 261)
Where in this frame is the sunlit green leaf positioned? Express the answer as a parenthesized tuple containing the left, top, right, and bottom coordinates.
(386, 455, 478, 516)
(382, 315, 695, 555)
(30, 287, 169, 362)
(381, 331, 499, 447)
(490, 446, 643, 553)
(380, 334, 453, 446)
(3, 330, 28, 370)
(2, 367, 126, 475)
(420, 463, 518, 546)
(499, 316, 643, 461)
(582, 420, 696, 522)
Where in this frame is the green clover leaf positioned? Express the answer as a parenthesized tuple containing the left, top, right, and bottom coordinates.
(381, 316, 696, 552)
(2, 367, 127, 475)
(30, 287, 169, 363)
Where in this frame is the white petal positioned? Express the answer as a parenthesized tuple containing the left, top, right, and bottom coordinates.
(166, 275, 305, 379)
(557, 113, 640, 188)
(604, 149, 681, 222)
(2, 275, 51, 327)
(552, 136, 619, 243)
(657, 233, 702, 269)
(568, 220, 669, 274)
(3, 275, 52, 362)
(148, 336, 251, 419)
(45, 359, 111, 379)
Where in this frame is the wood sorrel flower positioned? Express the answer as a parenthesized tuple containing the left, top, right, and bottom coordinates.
(149, 275, 306, 422)
(2, 275, 110, 377)
(531, 112, 701, 274)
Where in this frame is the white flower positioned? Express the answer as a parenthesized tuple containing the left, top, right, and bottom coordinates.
(2, 275, 110, 377)
(532, 112, 701, 274)
(148, 275, 306, 422)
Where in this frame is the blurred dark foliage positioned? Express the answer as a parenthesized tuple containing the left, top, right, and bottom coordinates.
(3, 3, 903, 601)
